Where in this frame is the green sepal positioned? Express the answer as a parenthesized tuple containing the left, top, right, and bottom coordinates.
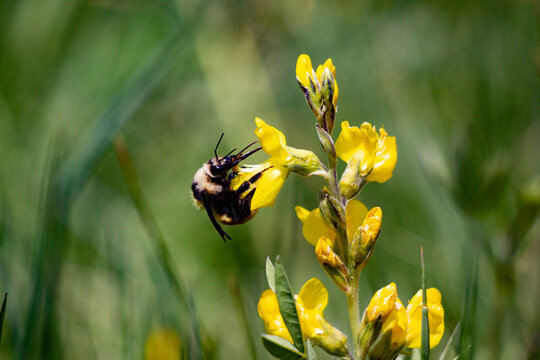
(266, 257, 275, 292)
(261, 334, 305, 360)
(306, 340, 318, 360)
(275, 256, 305, 353)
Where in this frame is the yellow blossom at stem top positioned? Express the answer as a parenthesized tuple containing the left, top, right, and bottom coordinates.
(296, 54, 338, 107)
(335, 121, 397, 185)
(295, 200, 368, 246)
(405, 288, 445, 348)
(258, 278, 348, 356)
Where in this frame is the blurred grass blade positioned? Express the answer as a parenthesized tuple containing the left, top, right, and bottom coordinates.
(421, 246, 430, 360)
(0, 292, 7, 343)
(456, 233, 479, 360)
(228, 275, 258, 360)
(261, 334, 304, 360)
(274, 256, 304, 353)
(439, 323, 460, 360)
(113, 135, 201, 359)
(266, 257, 275, 292)
(306, 339, 317, 360)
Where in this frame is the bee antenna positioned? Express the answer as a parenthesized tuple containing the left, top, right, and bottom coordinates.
(214, 133, 225, 158)
(236, 141, 258, 156)
(224, 148, 237, 157)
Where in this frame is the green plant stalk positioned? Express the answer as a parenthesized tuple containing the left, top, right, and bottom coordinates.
(319, 131, 362, 360)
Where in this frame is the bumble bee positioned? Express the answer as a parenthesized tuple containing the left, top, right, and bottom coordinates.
(191, 134, 268, 241)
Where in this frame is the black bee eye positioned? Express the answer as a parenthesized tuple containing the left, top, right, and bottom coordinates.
(210, 164, 223, 174)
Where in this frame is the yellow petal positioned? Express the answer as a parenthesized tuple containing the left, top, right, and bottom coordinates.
(345, 200, 368, 241)
(366, 128, 397, 183)
(144, 329, 182, 360)
(254, 117, 289, 161)
(298, 278, 328, 312)
(322, 58, 336, 78)
(406, 288, 445, 348)
(381, 299, 407, 347)
(258, 289, 294, 343)
(362, 207, 382, 246)
(295, 206, 310, 222)
(301, 208, 336, 246)
(366, 282, 398, 321)
(250, 163, 289, 210)
(296, 54, 314, 88)
(335, 122, 378, 171)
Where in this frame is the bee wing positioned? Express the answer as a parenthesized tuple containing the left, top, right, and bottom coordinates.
(201, 195, 232, 242)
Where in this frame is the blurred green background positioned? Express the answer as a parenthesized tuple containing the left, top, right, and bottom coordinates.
(1, 0, 539, 359)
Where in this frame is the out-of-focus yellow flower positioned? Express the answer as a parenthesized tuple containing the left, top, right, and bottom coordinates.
(335, 121, 397, 198)
(296, 54, 338, 107)
(405, 288, 445, 348)
(255, 118, 325, 177)
(295, 199, 368, 246)
(231, 161, 288, 210)
(144, 328, 182, 360)
(258, 278, 348, 356)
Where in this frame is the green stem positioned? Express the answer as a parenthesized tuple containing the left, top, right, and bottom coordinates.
(347, 271, 361, 359)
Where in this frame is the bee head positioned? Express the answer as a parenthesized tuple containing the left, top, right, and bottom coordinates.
(208, 157, 234, 176)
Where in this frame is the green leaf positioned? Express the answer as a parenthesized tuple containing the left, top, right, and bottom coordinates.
(274, 256, 304, 353)
(439, 323, 460, 360)
(306, 340, 318, 360)
(261, 334, 305, 360)
(266, 257, 275, 292)
(0, 293, 7, 343)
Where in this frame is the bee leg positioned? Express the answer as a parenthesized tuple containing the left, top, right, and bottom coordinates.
(234, 188, 256, 222)
(202, 196, 231, 242)
(234, 166, 272, 195)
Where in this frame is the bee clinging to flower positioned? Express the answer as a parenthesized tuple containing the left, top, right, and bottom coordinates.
(191, 133, 270, 241)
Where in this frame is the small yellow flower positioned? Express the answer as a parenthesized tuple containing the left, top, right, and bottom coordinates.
(296, 54, 339, 107)
(254, 118, 325, 177)
(257, 289, 294, 343)
(315, 236, 350, 292)
(144, 328, 182, 360)
(335, 121, 397, 197)
(405, 288, 445, 348)
(295, 199, 368, 246)
(231, 161, 289, 210)
(350, 207, 382, 268)
(366, 282, 398, 322)
(258, 278, 348, 356)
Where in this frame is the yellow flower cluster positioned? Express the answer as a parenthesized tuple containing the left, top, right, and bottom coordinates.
(258, 278, 348, 356)
(365, 283, 445, 354)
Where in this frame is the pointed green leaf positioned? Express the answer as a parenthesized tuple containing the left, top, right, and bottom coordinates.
(266, 257, 275, 292)
(274, 256, 304, 353)
(306, 340, 317, 360)
(439, 323, 460, 360)
(0, 293, 6, 343)
(261, 334, 304, 360)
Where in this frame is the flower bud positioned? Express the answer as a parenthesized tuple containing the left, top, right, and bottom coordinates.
(350, 207, 382, 270)
(339, 157, 367, 199)
(319, 189, 345, 231)
(315, 237, 350, 293)
(320, 67, 337, 133)
(368, 301, 407, 360)
(316, 125, 337, 163)
(312, 320, 349, 357)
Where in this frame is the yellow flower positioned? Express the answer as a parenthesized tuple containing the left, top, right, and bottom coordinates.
(144, 328, 182, 360)
(335, 121, 397, 197)
(350, 207, 382, 268)
(258, 278, 348, 356)
(295, 199, 368, 246)
(296, 54, 338, 107)
(257, 289, 294, 343)
(315, 236, 350, 293)
(366, 282, 398, 322)
(254, 118, 324, 177)
(405, 288, 445, 348)
(231, 161, 289, 210)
